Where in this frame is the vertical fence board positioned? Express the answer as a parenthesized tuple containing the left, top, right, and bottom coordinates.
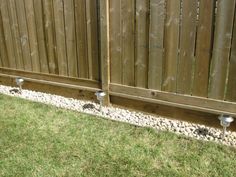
(100, 0, 110, 105)
(64, 0, 77, 77)
(33, 0, 49, 73)
(122, 0, 135, 86)
(209, 0, 236, 100)
(192, 0, 214, 97)
(148, 0, 165, 90)
(0, 0, 16, 68)
(42, 0, 58, 74)
(0, 54, 2, 66)
(110, 0, 122, 84)
(8, 0, 24, 70)
(177, 0, 197, 95)
(226, 12, 236, 102)
(162, 0, 180, 92)
(53, 0, 68, 76)
(15, 0, 32, 71)
(86, 0, 99, 81)
(74, 0, 88, 78)
(0, 10, 9, 67)
(135, 0, 149, 88)
(24, 0, 41, 72)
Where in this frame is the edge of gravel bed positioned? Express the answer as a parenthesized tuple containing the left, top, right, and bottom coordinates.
(0, 85, 235, 148)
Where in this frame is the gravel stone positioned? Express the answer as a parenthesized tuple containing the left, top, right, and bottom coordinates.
(0, 84, 235, 148)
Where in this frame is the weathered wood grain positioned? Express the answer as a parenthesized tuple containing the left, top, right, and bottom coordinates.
(0, 67, 100, 89)
(33, 0, 49, 73)
(24, 0, 41, 72)
(0, 9, 9, 67)
(209, 0, 236, 100)
(110, 83, 236, 116)
(64, 0, 78, 77)
(99, 0, 110, 105)
(86, 0, 99, 81)
(177, 0, 197, 95)
(148, 0, 165, 90)
(192, 0, 214, 97)
(0, 55, 2, 67)
(7, 0, 24, 70)
(110, 0, 122, 84)
(0, 0, 16, 68)
(74, 0, 89, 78)
(42, 0, 58, 74)
(121, 0, 135, 86)
(15, 0, 32, 71)
(135, 0, 149, 88)
(226, 11, 236, 102)
(53, 0, 68, 76)
(162, 0, 180, 92)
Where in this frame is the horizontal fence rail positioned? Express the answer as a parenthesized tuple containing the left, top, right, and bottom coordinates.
(0, 0, 236, 128)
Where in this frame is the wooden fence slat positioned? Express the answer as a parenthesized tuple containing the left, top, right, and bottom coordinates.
(135, 0, 149, 88)
(0, 0, 16, 68)
(0, 9, 9, 67)
(64, 0, 78, 77)
(0, 48, 2, 66)
(121, 0, 135, 86)
(0, 54, 2, 67)
(192, 0, 214, 97)
(24, 0, 41, 72)
(209, 0, 236, 100)
(162, 0, 180, 92)
(8, 0, 24, 70)
(42, 0, 58, 74)
(148, 0, 165, 90)
(226, 12, 236, 102)
(177, 0, 197, 95)
(53, 0, 68, 76)
(110, 0, 122, 84)
(86, 0, 99, 81)
(99, 0, 110, 105)
(15, 0, 32, 71)
(74, 0, 88, 79)
(33, 0, 49, 73)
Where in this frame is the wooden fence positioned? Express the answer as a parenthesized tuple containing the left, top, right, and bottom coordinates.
(0, 0, 236, 128)
(0, 0, 100, 80)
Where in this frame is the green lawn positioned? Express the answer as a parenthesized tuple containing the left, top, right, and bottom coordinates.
(0, 94, 236, 177)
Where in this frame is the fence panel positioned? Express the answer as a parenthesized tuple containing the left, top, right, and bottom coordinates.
(0, 0, 100, 81)
(109, 0, 236, 100)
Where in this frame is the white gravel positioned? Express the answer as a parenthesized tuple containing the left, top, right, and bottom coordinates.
(0, 84, 235, 147)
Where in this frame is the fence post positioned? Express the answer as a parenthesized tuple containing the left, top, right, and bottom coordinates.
(99, 0, 110, 106)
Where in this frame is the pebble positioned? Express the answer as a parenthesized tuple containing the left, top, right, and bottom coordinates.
(0, 84, 235, 148)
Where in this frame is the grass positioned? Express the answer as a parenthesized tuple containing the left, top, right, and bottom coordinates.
(0, 94, 236, 177)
